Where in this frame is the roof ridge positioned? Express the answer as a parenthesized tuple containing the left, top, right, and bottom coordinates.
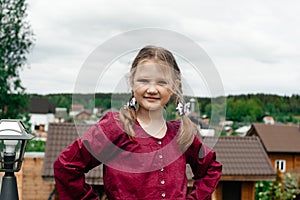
(253, 123, 298, 128)
(252, 136, 275, 173)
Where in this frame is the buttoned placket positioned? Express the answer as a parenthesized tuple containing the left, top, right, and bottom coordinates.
(157, 139, 166, 199)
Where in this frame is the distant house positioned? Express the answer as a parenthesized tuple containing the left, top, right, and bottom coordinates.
(54, 107, 68, 123)
(29, 97, 55, 133)
(201, 115, 211, 127)
(199, 128, 215, 137)
(219, 120, 233, 127)
(93, 107, 104, 118)
(69, 104, 84, 117)
(75, 110, 92, 121)
(188, 113, 215, 137)
(187, 98, 214, 136)
(235, 125, 251, 136)
(247, 123, 300, 174)
(262, 116, 275, 124)
(43, 123, 275, 200)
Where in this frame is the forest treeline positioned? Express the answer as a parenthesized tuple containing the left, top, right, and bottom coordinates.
(201, 94, 300, 124)
(31, 93, 300, 124)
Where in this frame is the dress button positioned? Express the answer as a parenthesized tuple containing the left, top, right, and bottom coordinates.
(161, 180, 165, 185)
(158, 140, 162, 145)
(159, 154, 163, 159)
(160, 168, 164, 172)
(161, 193, 166, 198)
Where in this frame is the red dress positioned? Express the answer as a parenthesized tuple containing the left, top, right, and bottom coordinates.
(54, 112, 222, 200)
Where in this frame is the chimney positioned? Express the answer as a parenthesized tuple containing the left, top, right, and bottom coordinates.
(189, 98, 196, 112)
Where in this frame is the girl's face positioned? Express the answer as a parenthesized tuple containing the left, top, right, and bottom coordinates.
(132, 59, 174, 112)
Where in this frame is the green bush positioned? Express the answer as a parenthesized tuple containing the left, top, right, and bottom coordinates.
(25, 139, 46, 152)
(255, 172, 300, 200)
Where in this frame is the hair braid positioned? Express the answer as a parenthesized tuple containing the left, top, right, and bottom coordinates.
(119, 103, 137, 139)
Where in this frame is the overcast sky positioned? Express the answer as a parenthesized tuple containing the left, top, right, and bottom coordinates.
(20, 0, 300, 97)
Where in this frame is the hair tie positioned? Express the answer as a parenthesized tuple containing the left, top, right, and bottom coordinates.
(176, 102, 190, 116)
(128, 97, 137, 109)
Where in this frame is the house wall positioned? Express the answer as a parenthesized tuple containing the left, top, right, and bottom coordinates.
(241, 182, 255, 200)
(30, 113, 55, 132)
(296, 155, 300, 173)
(269, 153, 300, 173)
(21, 155, 55, 199)
(0, 153, 54, 200)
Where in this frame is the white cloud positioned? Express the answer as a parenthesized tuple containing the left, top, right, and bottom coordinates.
(21, 0, 300, 96)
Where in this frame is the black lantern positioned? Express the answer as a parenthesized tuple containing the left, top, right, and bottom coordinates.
(0, 119, 34, 200)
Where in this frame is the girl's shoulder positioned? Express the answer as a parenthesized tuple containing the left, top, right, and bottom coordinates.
(97, 111, 123, 131)
(166, 119, 181, 132)
(80, 111, 130, 145)
(86, 111, 125, 139)
(98, 111, 120, 122)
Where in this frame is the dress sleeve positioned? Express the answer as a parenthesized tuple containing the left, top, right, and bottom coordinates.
(53, 112, 123, 200)
(185, 136, 222, 200)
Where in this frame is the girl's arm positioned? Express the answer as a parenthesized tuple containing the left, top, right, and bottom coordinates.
(53, 137, 101, 200)
(54, 112, 123, 199)
(185, 136, 222, 200)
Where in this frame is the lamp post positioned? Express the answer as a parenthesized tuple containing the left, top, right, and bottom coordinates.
(0, 119, 34, 200)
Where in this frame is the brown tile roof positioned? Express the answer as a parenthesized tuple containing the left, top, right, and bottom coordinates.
(70, 104, 84, 112)
(200, 136, 275, 181)
(29, 97, 56, 114)
(42, 123, 103, 185)
(247, 123, 300, 153)
(43, 123, 275, 184)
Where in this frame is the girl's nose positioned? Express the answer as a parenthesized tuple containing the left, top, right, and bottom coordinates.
(146, 84, 158, 94)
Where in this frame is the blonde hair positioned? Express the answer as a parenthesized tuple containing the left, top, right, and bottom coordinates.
(119, 45, 196, 151)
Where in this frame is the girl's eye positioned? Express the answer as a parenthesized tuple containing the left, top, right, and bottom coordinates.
(137, 79, 148, 83)
(158, 80, 168, 85)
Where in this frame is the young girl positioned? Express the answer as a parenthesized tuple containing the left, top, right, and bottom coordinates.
(54, 45, 222, 200)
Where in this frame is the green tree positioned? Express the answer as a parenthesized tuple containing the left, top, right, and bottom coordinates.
(165, 103, 176, 120)
(47, 94, 72, 112)
(246, 98, 264, 122)
(226, 97, 264, 123)
(227, 99, 247, 121)
(0, 0, 34, 123)
(255, 172, 300, 200)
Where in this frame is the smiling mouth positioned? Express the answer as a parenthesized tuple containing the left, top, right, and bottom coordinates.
(144, 96, 160, 101)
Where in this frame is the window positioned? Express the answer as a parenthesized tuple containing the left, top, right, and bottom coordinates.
(275, 160, 286, 172)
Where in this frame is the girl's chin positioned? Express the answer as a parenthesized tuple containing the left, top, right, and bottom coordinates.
(142, 104, 163, 111)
